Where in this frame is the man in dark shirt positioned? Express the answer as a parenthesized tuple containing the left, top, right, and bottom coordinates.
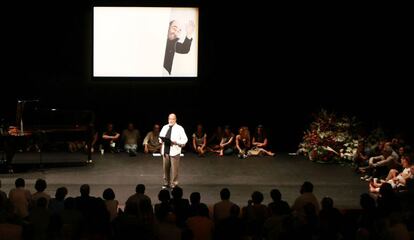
(102, 123, 120, 153)
(163, 20, 194, 75)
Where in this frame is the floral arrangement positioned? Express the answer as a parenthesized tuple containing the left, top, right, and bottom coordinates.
(298, 109, 361, 163)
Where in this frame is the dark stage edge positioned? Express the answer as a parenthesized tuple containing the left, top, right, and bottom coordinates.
(0, 153, 368, 209)
(1, 152, 89, 170)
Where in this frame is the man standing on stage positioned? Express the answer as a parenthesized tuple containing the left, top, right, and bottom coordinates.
(159, 113, 188, 189)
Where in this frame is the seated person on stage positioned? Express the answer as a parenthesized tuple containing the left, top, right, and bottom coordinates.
(143, 124, 162, 154)
(369, 154, 413, 193)
(122, 122, 141, 156)
(219, 126, 234, 156)
(397, 145, 411, 168)
(354, 140, 369, 168)
(207, 126, 223, 153)
(235, 126, 251, 159)
(359, 143, 400, 181)
(102, 123, 120, 153)
(249, 125, 275, 156)
(192, 124, 207, 157)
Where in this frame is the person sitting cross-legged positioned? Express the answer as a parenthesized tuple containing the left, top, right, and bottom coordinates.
(249, 125, 275, 156)
(192, 124, 207, 157)
(219, 126, 234, 156)
(122, 122, 140, 156)
(235, 126, 251, 159)
(102, 123, 120, 153)
(143, 124, 162, 154)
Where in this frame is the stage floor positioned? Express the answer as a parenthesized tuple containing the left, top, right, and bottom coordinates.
(0, 153, 368, 209)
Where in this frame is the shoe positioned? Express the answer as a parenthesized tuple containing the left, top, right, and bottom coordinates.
(365, 176, 373, 182)
(161, 184, 170, 189)
(360, 175, 370, 181)
(129, 151, 136, 157)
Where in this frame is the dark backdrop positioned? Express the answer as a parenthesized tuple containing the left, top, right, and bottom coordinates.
(1, 1, 411, 151)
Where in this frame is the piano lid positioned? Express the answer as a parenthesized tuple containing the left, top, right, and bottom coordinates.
(16, 104, 95, 131)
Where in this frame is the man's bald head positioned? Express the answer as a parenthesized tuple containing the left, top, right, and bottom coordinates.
(168, 113, 177, 126)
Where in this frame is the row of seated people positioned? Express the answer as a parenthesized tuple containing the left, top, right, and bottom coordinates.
(352, 137, 414, 193)
(1, 178, 413, 240)
(71, 123, 275, 158)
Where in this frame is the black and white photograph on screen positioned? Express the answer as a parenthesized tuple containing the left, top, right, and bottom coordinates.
(93, 7, 198, 78)
(163, 9, 197, 76)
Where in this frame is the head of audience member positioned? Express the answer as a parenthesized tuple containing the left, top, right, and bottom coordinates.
(360, 193, 376, 210)
(220, 188, 230, 201)
(37, 197, 48, 209)
(196, 124, 204, 135)
(168, 20, 181, 41)
(136, 184, 145, 194)
(251, 191, 264, 205)
(80, 184, 90, 197)
(55, 187, 68, 201)
(127, 122, 135, 131)
(103, 188, 115, 201)
(190, 192, 201, 205)
(153, 124, 160, 134)
(35, 179, 47, 193)
(321, 197, 334, 210)
(270, 189, 282, 202)
(15, 178, 25, 188)
(171, 186, 183, 200)
(107, 123, 114, 132)
(158, 189, 171, 203)
(379, 183, 393, 198)
(300, 181, 314, 194)
(168, 113, 177, 126)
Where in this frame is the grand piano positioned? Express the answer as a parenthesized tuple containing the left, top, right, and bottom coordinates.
(0, 101, 95, 170)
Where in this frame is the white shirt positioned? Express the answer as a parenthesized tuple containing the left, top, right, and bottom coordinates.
(159, 123, 188, 156)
